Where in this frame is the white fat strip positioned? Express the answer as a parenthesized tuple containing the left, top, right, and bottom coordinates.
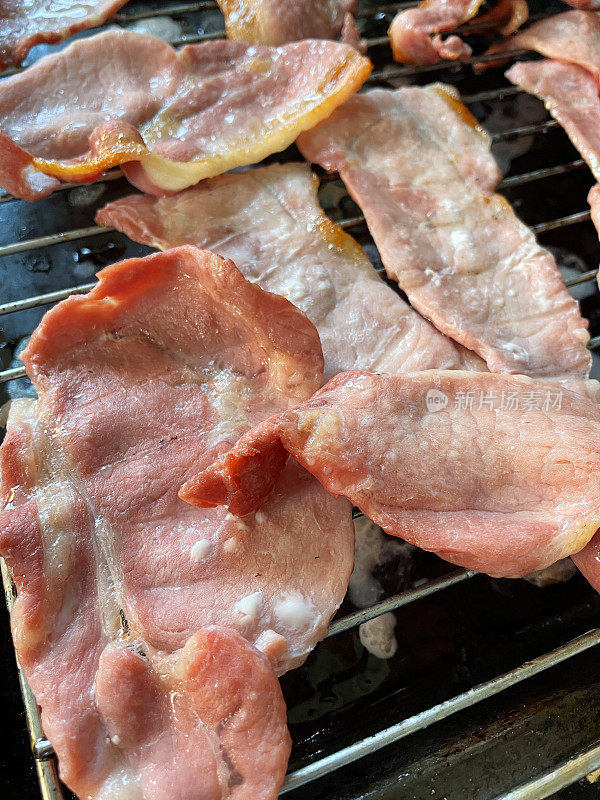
(98, 766, 142, 800)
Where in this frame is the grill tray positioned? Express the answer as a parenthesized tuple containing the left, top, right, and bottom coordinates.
(2, 2, 600, 799)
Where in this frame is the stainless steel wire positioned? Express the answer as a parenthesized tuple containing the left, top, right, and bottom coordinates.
(494, 741, 600, 800)
(281, 630, 600, 794)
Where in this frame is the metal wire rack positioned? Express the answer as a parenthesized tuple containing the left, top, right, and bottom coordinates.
(2, 1, 600, 799)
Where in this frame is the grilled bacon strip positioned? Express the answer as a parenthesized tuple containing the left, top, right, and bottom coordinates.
(0, 29, 370, 200)
(297, 84, 591, 386)
(389, 0, 528, 66)
(181, 370, 600, 579)
(0, 245, 359, 798)
(217, 0, 364, 50)
(500, 11, 600, 244)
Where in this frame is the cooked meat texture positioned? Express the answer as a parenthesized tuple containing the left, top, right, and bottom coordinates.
(0, 0, 128, 68)
(492, 10, 600, 81)
(2, 246, 355, 676)
(0, 397, 290, 800)
(0, 29, 371, 201)
(97, 162, 474, 380)
(297, 84, 591, 383)
(507, 60, 600, 251)
(389, 0, 481, 64)
(500, 11, 600, 246)
(181, 370, 600, 579)
(217, 0, 364, 50)
(388, 0, 528, 65)
(507, 61, 600, 183)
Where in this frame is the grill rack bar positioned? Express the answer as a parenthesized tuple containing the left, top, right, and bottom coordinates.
(327, 568, 475, 637)
(368, 47, 532, 82)
(496, 741, 600, 800)
(0, 283, 95, 316)
(115, 1, 217, 20)
(281, 629, 600, 794)
(1, 560, 66, 800)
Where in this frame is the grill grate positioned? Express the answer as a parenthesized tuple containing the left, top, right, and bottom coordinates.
(2, 1, 600, 799)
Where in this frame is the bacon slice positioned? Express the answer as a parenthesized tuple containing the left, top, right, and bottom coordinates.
(97, 162, 475, 380)
(2, 246, 355, 680)
(506, 60, 600, 183)
(217, 0, 364, 50)
(500, 13, 600, 241)
(492, 10, 600, 81)
(297, 84, 591, 384)
(0, 398, 290, 800)
(0, 244, 361, 796)
(572, 530, 600, 593)
(590, 183, 600, 231)
(0, 1, 128, 68)
(389, 0, 481, 64)
(0, 29, 371, 201)
(181, 370, 600, 579)
(388, 0, 528, 65)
